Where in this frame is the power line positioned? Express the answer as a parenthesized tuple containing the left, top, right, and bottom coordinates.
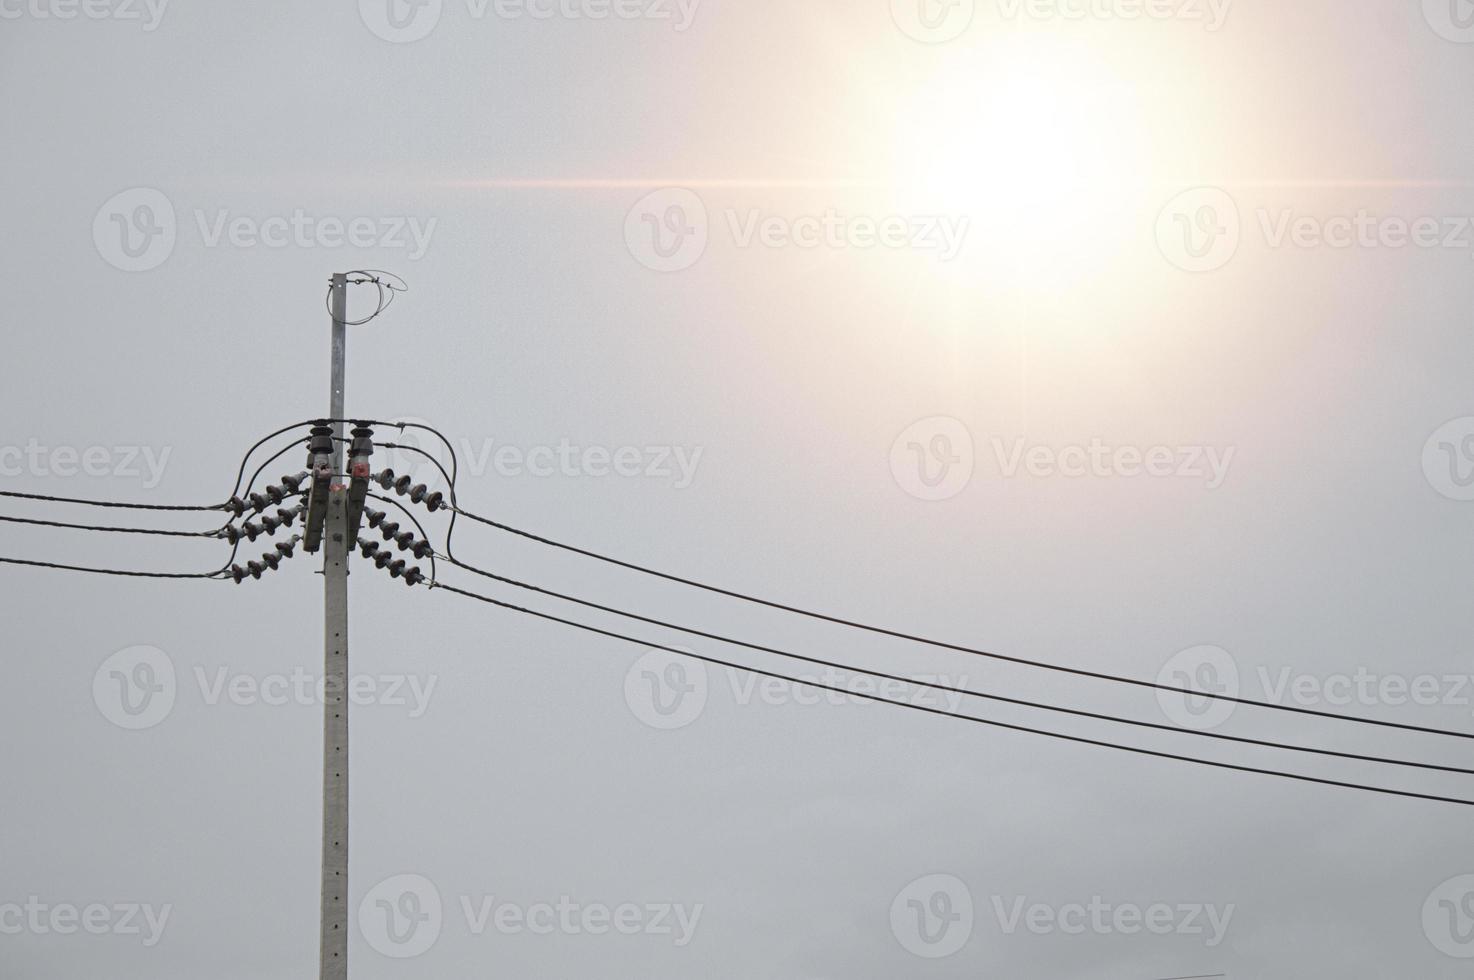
(0, 514, 220, 537)
(0, 488, 221, 512)
(385, 426, 1474, 743)
(438, 555, 1474, 777)
(0, 556, 223, 579)
(419, 577, 1474, 809)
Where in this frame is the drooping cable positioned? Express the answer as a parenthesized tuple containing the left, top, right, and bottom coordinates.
(387, 422, 1474, 742)
(416, 578, 1474, 809)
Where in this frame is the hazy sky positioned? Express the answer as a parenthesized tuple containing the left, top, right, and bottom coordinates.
(4, 2, 1474, 978)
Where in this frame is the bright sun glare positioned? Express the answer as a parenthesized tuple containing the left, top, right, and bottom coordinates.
(890, 44, 1150, 277)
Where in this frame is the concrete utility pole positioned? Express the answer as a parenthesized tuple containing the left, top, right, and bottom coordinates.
(320, 272, 351, 980)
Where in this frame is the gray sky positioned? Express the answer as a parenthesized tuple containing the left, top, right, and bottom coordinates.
(3, 1, 1474, 977)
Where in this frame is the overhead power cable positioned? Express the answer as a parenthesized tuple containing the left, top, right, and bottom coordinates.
(387, 423, 1474, 743)
(0, 556, 223, 579)
(418, 577, 1474, 809)
(438, 555, 1474, 778)
(0, 514, 220, 537)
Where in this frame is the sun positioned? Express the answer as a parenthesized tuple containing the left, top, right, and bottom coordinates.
(889, 41, 1152, 273)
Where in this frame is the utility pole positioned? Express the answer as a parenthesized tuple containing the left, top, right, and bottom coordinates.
(319, 272, 351, 980)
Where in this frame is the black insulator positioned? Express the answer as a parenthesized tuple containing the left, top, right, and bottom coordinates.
(261, 552, 282, 571)
(277, 538, 298, 558)
(393, 475, 413, 496)
(246, 560, 265, 580)
(365, 509, 387, 528)
(374, 551, 392, 569)
(225, 496, 247, 518)
(408, 484, 428, 504)
(378, 521, 400, 540)
(358, 539, 380, 558)
(393, 531, 415, 551)
(275, 507, 299, 528)
(375, 469, 396, 489)
(265, 485, 285, 505)
(423, 491, 444, 512)
(243, 521, 263, 543)
(261, 513, 283, 535)
(230, 564, 247, 584)
(308, 425, 335, 456)
(248, 492, 270, 514)
(281, 470, 309, 493)
(403, 567, 425, 587)
(388, 559, 407, 579)
(349, 426, 375, 461)
(411, 540, 433, 560)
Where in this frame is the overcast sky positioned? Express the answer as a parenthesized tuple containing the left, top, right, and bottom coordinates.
(4, 2, 1474, 978)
